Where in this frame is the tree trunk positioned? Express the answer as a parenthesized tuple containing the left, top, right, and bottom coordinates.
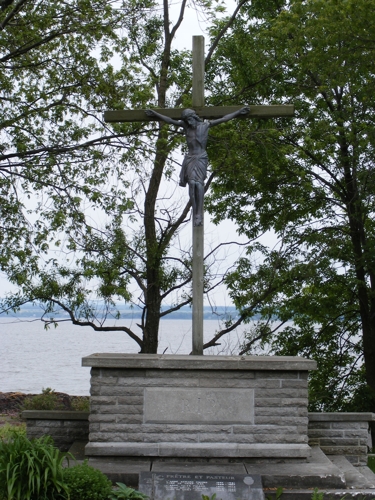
(140, 1, 173, 353)
(142, 121, 170, 353)
(141, 278, 161, 353)
(343, 145, 375, 411)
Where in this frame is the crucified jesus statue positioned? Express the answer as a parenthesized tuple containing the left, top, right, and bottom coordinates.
(145, 106, 249, 226)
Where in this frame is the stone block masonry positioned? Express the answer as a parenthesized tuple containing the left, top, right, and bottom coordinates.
(82, 354, 316, 460)
(22, 410, 89, 451)
(21, 408, 375, 468)
(308, 412, 375, 466)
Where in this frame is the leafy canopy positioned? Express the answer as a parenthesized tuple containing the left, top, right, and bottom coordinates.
(206, 0, 375, 410)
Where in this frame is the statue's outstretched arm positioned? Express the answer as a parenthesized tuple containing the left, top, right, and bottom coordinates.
(145, 109, 183, 127)
(209, 107, 250, 127)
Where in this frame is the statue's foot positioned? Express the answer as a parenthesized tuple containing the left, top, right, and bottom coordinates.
(194, 215, 203, 226)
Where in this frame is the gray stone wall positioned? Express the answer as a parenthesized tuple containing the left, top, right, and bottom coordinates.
(22, 410, 89, 452)
(89, 368, 308, 446)
(83, 355, 316, 459)
(308, 413, 374, 466)
(21, 391, 375, 466)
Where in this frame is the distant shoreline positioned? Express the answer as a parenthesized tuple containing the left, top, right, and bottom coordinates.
(0, 303, 248, 322)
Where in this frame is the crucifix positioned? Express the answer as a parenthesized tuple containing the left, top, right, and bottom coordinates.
(104, 36, 294, 356)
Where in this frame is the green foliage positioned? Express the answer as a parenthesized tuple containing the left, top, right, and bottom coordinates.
(201, 494, 219, 500)
(206, 0, 375, 411)
(70, 397, 90, 412)
(21, 388, 63, 411)
(0, 423, 26, 440)
(368, 456, 375, 474)
(0, 0, 161, 350)
(266, 487, 283, 500)
(0, 433, 68, 500)
(311, 489, 324, 500)
(108, 482, 148, 499)
(0, 0, 249, 355)
(63, 461, 112, 500)
(20, 389, 89, 412)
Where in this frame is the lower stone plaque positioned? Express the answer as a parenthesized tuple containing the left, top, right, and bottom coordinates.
(138, 471, 265, 500)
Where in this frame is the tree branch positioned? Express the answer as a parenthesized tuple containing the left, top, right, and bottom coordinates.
(40, 298, 143, 349)
(0, 0, 28, 30)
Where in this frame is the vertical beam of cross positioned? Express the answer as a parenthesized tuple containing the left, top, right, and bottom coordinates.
(191, 36, 205, 355)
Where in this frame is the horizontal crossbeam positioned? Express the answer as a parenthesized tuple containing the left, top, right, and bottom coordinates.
(104, 105, 294, 123)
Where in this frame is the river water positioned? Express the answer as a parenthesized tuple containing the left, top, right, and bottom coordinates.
(0, 318, 244, 395)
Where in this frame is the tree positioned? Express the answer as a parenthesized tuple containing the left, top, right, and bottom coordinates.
(1, 0, 251, 353)
(206, 0, 375, 411)
(0, 0, 141, 278)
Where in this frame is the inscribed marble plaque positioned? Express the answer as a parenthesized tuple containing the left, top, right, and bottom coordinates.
(144, 388, 254, 424)
(139, 472, 265, 500)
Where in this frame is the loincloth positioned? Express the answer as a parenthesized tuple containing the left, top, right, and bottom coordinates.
(179, 152, 208, 187)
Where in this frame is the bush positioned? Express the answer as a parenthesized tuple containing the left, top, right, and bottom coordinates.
(21, 388, 90, 412)
(22, 388, 64, 411)
(0, 432, 68, 500)
(63, 461, 112, 500)
(0, 422, 26, 440)
(70, 396, 90, 412)
(108, 482, 149, 499)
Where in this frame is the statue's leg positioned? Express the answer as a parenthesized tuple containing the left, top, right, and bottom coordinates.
(194, 182, 204, 226)
(188, 181, 196, 220)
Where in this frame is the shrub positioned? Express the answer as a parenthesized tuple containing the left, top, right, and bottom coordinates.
(21, 388, 90, 412)
(63, 461, 112, 500)
(0, 422, 26, 440)
(108, 482, 149, 499)
(70, 396, 90, 412)
(0, 432, 68, 500)
(22, 388, 64, 411)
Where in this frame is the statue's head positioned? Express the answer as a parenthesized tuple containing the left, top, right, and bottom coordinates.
(182, 109, 201, 127)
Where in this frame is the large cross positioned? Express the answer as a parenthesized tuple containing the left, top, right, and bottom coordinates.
(104, 36, 294, 355)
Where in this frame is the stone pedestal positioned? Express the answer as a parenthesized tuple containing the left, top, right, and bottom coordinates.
(82, 354, 316, 460)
